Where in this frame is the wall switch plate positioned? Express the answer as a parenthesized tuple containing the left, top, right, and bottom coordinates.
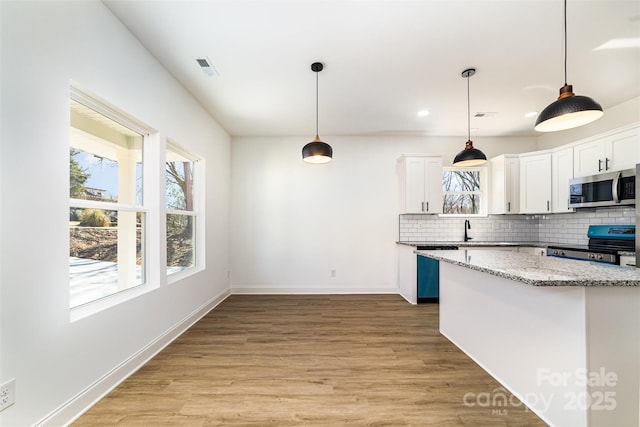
(0, 379, 16, 411)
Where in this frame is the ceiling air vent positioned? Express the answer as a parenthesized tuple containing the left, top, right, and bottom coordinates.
(196, 57, 218, 77)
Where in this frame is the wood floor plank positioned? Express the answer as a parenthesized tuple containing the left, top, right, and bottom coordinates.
(73, 294, 547, 426)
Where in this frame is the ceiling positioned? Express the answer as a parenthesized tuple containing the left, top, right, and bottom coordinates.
(104, 0, 640, 138)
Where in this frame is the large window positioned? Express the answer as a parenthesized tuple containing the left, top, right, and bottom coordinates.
(69, 90, 147, 308)
(166, 141, 200, 276)
(441, 167, 486, 216)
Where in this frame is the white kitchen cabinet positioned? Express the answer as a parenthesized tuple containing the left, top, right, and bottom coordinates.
(519, 152, 552, 214)
(489, 154, 519, 214)
(619, 255, 636, 267)
(551, 147, 574, 213)
(398, 154, 443, 214)
(573, 127, 639, 177)
(517, 246, 547, 256)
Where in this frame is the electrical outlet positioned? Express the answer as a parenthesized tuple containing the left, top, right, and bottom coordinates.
(0, 379, 16, 411)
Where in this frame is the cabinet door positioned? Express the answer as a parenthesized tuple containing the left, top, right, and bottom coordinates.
(520, 153, 552, 213)
(404, 157, 426, 213)
(489, 155, 519, 214)
(505, 157, 520, 213)
(608, 128, 639, 172)
(551, 147, 574, 213)
(423, 157, 443, 213)
(573, 139, 606, 177)
(489, 156, 506, 214)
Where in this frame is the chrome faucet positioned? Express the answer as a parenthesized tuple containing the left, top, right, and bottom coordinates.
(464, 219, 472, 242)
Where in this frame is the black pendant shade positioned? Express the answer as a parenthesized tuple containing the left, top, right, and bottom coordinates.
(534, 84, 603, 132)
(453, 68, 487, 167)
(303, 62, 333, 164)
(453, 140, 487, 167)
(302, 135, 333, 164)
(534, 0, 603, 132)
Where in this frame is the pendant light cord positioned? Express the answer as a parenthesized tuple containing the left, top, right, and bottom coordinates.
(467, 73, 471, 141)
(563, 0, 567, 86)
(315, 70, 319, 137)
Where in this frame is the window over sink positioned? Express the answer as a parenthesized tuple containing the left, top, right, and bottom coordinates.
(440, 167, 487, 216)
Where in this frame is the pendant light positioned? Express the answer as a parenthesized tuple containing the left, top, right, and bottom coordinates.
(453, 68, 487, 167)
(534, 0, 603, 132)
(302, 62, 333, 163)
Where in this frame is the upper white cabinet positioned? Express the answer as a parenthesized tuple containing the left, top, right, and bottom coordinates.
(398, 155, 443, 214)
(551, 147, 574, 213)
(520, 152, 552, 214)
(573, 127, 639, 177)
(489, 154, 519, 214)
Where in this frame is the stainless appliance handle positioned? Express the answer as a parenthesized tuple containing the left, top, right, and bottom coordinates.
(612, 171, 621, 203)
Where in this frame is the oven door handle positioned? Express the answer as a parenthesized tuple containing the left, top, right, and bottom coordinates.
(612, 171, 621, 203)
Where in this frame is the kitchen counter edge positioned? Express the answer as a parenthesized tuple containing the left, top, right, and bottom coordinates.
(414, 249, 640, 287)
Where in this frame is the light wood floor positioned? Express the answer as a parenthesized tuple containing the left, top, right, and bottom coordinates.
(73, 294, 547, 426)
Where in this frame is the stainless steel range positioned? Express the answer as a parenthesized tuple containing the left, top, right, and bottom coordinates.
(546, 225, 635, 265)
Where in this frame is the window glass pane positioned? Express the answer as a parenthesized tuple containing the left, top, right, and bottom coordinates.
(167, 213, 195, 273)
(443, 194, 481, 214)
(69, 208, 145, 307)
(443, 170, 480, 192)
(70, 100, 143, 206)
(166, 156, 194, 211)
(442, 168, 483, 215)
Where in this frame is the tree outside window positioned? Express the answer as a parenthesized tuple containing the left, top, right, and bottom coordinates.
(442, 168, 482, 215)
(166, 141, 198, 275)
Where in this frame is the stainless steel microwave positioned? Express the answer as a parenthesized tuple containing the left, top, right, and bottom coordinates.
(569, 168, 636, 208)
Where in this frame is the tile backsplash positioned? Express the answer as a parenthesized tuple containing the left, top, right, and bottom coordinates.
(399, 206, 635, 245)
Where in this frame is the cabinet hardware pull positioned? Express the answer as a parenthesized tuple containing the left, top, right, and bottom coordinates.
(421, 201, 425, 212)
(547, 200, 550, 211)
(507, 201, 510, 212)
(598, 159, 603, 172)
(426, 202, 429, 212)
(605, 157, 611, 170)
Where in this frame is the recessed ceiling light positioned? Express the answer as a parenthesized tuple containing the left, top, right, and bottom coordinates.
(524, 111, 539, 118)
(417, 110, 430, 117)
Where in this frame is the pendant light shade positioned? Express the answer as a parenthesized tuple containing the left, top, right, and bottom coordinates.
(535, 0, 603, 132)
(453, 68, 487, 167)
(302, 62, 333, 163)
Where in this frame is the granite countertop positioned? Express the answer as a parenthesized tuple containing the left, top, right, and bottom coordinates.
(398, 241, 545, 247)
(415, 248, 640, 287)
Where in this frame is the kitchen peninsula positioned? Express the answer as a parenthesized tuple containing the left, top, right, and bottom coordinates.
(417, 249, 640, 427)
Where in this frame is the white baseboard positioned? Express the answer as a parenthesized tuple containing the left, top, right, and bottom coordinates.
(231, 285, 397, 295)
(37, 288, 231, 427)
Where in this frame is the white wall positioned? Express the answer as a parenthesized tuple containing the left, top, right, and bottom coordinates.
(0, 2, 230, 425)
(537, 96, 640, 150)
(230, 135, 538, 294)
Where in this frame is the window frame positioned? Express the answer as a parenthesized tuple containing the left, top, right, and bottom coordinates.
(439, 166, 488, 217)
(165, 139, 204, 282)
(69, 84, 160, 320)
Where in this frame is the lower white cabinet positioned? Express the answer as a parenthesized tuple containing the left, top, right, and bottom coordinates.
(517, 246, 547, 256)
